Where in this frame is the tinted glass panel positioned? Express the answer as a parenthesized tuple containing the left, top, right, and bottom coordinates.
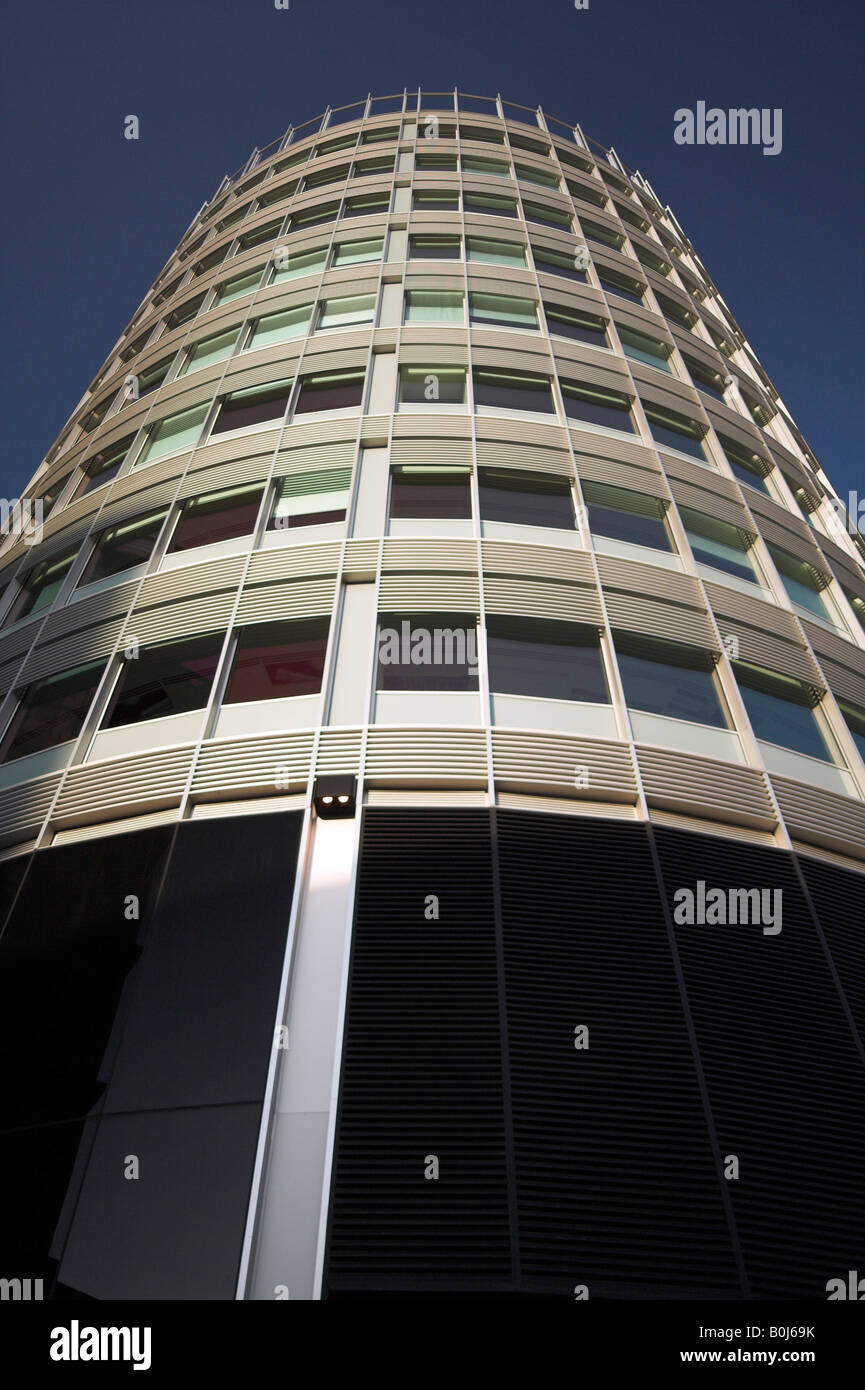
(479, 470, 574, 529)
(616, 637, 727, 726)
(390, 472, 472, 518)
(473, 369, 553, 413)
(212, 384, 292, 434)
(294, 371, 364, 413)
(737, 671, 832, 760)
(103, 637, 221, 727)
(377, 613, 479, 691)
(487, 618, 608, 701)
(78, 512, 166, 586)
(224, 619, 329, 702)
(168, 487, 263, 552)
(0, 661, 104, 762)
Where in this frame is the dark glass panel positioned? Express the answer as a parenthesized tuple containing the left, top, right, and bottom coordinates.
(390, 473, 472, 519)
(212, 383, 292, 434)
(487, 617, 608, 701)
(478, 469, 574, 529)
(0, 661, 104, 763)
(102, 636, 221, 728)
(294, 371, 364, 413)
(473, 368, 554, 413)
(167, 487, 263, 552)
(615, 635, 726, 726)
(77, 511, 166, 586)
(377, 612, 479, 691)
(224, 619, 328, 702)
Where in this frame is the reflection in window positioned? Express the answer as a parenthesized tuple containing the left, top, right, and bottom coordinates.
(389, 467, 472, 519)
(137, 404, 208, 462)
(644, 403, 707, 460)
(467, 237, 525, 267)
(562, 380, 634, 432)
(769, 546, 833, 621)
(269, 469, 351, 529)
(404, 291, 464, 324)
(4, 552, 74, 625)
(399, 365, 466, 405)
(179, 328, 238, 375)
(584, 481, 671, 550)
(469, 293, 536, 330)
(102, 636, 223, 728)
(473, 367, 554, 413)
(408, 235, 461, 260)
(167, 486, 264, 553)
(618, 326, 672, 373)
(680, 507, 758, 583)
(211, 382, 292, 435)
(294, 369, 365, 413)
(224, 619, 329, 702)
(615, 632, 728, 727)
(0, 661, 104, 763)
(487, 617, 608, 702)
(317, 295, 376, 330)
(245, 306, 311, 350)
(546, 305, 607, 346)
(78, 511, 167, 587)
(269, 247, 327, 283)
(479, 468, 574, 529)
(70, 436, 134, 501)
(377, 612, 479, 691)
(735, 663, 834, 761)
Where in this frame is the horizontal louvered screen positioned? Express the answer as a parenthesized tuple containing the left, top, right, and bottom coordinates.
(484, 575, 601, 624)
(637, 745, 774, 826)
(378, 573, 480, 609)
(389, 438, 472, 467)
(481, 540, 594, 583)
(653, 825, 865, 1296)
(381, 538, 477, 571)
(475, 440, 572, 476)
(191, 731, 315, 797)
(235, 576, 336, 623)
(491, 730, 636, 797)
(605, 590, 716, 648)
(18, 620, 122, 684)
(53, 745, 197, 823)
(364, 728, 487, 781)
(122, 592, 235, 646)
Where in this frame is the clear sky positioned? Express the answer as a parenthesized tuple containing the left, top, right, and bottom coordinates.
(1, 0, 862, 501)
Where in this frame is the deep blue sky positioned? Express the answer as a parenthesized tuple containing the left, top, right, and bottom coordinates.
(2, 0, 862, 501)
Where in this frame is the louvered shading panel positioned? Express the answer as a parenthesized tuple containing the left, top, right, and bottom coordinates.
(377, 573, 479, 610)
(381, 538, 477, 572)
(0, 772, 64, 847)
(491, 730, 635, 799)
(771, 775, 865, 858)
(484, 575, 601, 624)
(325, 809, 511, 1293)
(481, 540, 594, 583)
(246, 542, 342, 584)
(637, 745, 775, 828)
(364, 728, 487, 783)
(191, 731, 315, 798)
(497, 811, 740, 1295)
(705, 584, 824, 689)
(52, 745, 197, 825)
(653, 825, 865, 1296)
(800, 620, 865, 708)
(604, 588, 717, 649)
(18, 618, 124, 685)
(315, 728, 364, 774)
(235, 576, 337, 624)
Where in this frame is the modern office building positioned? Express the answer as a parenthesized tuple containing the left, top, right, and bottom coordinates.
(1, 92, 864, 1301)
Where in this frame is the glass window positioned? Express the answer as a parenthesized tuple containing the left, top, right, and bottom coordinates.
(655, 292, 697, 328)
(179, 328, 238, 375)
(487, 617, 607, 701)
(644, 403, 707, 459)
(415, 153, 458, 171)
(315, 134, 357, 156)
(343, 193, 389, 217)
(224, 619, 329, 702)
(545, 305, 607, 346)
(377, 612, 479, 691)
(473, 367, 554, 413)
(735, 663, 833, 761)
(469, 292, 536, 330)
(165, 293, 206, 329)
(412, 190, 459, 212)
(523, 200, 572, 230)
(136, 357, 172, 397)
(211, 381, 292, 436)
(720, 436, 771, 493)
(70, 436, 134, 501)
(294, 369, 365, 413)
(459, 125, 504, 145)
(635, 247, 672, 277)
(332, 237, 383, 266)
(600, 269, 645, 304)
(615, 633, 728, 727)
(269, 468, 351, 529)
(533, 246, 588, 282)
(303, 163, 349, 190)
(839, 701, 865, 764)
(684, 355, 727, 401)
(212, 268, 262, 305)
(4, 552, 74, 625)
(78, 511, 167, 587)
(466, 237, 525, 267)
(515, 163, 559, 189)
(463, 192, 518, 217)
(167, 485, 264, 553)
(137, 404, 208, 463)
(584, 481, 671, 550)
(769, 546, 832, 620)
(462, 156, 511, 178)
(618, 326, 672, 373)
(316, 295, 376, 331)
(479, 468, 575, 529)
(269, 246, 327, 282)
(256, 181, 297, 210)
(562, 380, 635, 432)
(288, 203, 339, 231)
(398, 365, 467, 405)
(0, 660, 104, 763)
(404, 291, 464, 324)
(102, 635, 223, 728)
(246, 304, 312, 349)
(238, 221, 282, 250)
(389, 467, 472, 519)
(408, 235, 461, 260)
(361, 126, 399, 143)
(680, 507, 758, 583)
(509, 133, 550, 157)
(580, 218, 623, 249)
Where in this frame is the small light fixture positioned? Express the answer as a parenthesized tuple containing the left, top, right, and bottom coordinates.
(314, 775, 357, 819)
